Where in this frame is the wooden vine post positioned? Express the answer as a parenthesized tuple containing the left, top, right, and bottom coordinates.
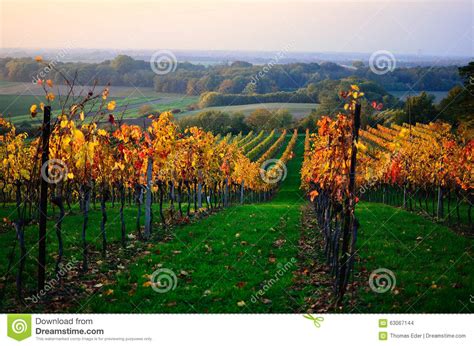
(38, 105, 51, 291)
(337, 103, 361, 304)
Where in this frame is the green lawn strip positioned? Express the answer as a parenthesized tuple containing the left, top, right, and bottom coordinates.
(80, 135, 306, 312)
(354, 202, 473, 313)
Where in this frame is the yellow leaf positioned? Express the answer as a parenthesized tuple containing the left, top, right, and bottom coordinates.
(107, 101, 116, 111)
(30, 104, 37, 113)
(46, 79, 53, 88)
(46, 92, 55, 102)
(142, 281, 152, 287)
(73, 129, 85, 143)
(355, 141, 368, 153)
(20, 169, 30, 179)
(80, 111, 85, 121)
(351, 84, 360, 91)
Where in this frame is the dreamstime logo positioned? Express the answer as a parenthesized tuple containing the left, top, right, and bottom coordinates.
(150, 268, 178, 293)
(150, 50, 178, 75)
(11, 319, 28, 334)
(369, 50, 396, 75)
(41, 159, 68, 184)
(369, 268, 396, 294)
(7, 314, 32, 341)
(260, 159, 287, 184)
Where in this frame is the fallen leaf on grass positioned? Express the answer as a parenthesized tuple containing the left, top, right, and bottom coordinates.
(104, 289, 114, 296)
(235, 281, 247, 288)
(273, 239, 286, 248)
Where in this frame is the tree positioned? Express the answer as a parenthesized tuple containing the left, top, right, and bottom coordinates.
(404, 92, 436, 124)
(218, 79, 236, 93)
(436, 62, 474, 129)
(110, 55, 137, 73)
(245, 109, 273, 131)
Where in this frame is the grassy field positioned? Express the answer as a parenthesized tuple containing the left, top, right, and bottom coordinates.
(180, 102, 318, 119)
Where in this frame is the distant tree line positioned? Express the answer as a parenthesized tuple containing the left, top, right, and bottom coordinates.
(0, 55, 156, 87)
(0, 55, 462, 94)
(198, 89, 317, 108)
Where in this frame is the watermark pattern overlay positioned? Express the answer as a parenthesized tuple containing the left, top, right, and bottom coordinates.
(32, 43, 75, 84)
(250, 258, 296, 303)
(369, 268, 397, 294)
(259, 159, 287, 184)
(7, 314, 32, 341)
(41, 158, 68, 184)
(26, 258, 78, 304)
(150, 50, 178, 76)
(149, 268, 178, 293)
(250, 43, 293, 87)
(369, 50, 396, 75)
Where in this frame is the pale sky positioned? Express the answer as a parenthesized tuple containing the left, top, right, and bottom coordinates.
(0, 0, 472, 56)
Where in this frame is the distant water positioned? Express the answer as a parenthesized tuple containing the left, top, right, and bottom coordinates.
(388, 90, 449, 104)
